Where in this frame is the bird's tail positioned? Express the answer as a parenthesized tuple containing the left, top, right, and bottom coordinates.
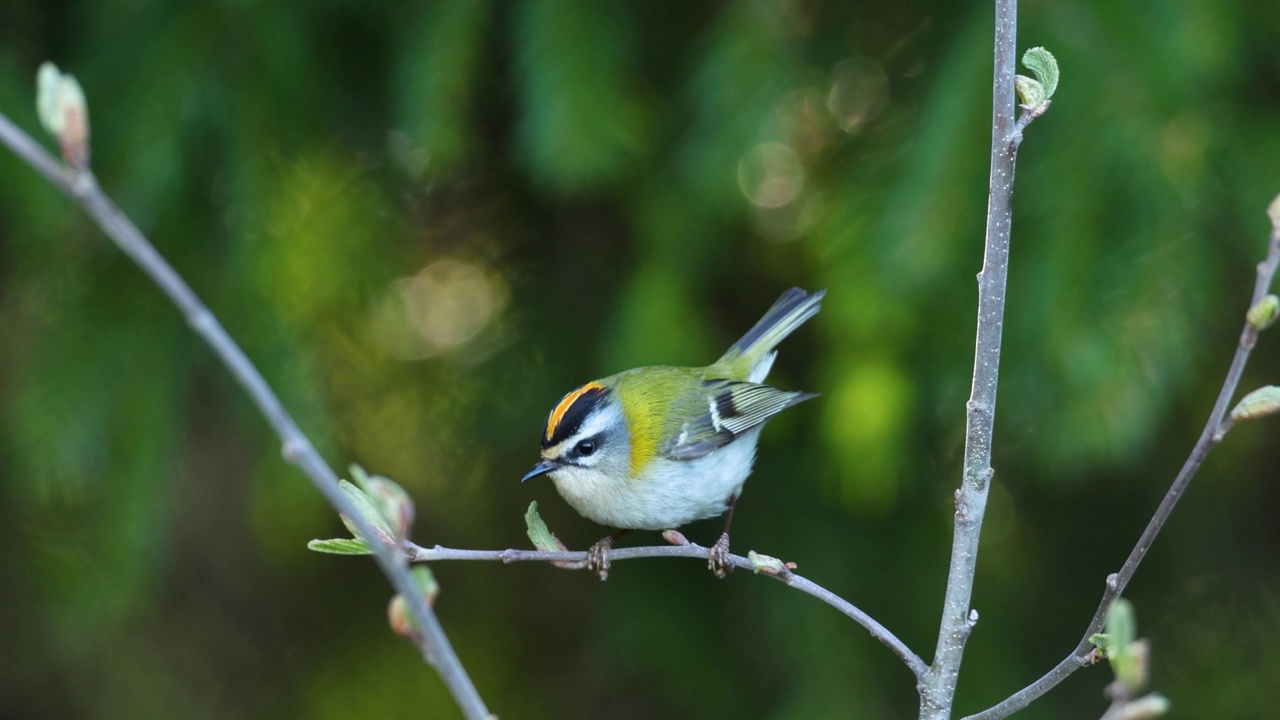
(715, 288, 824, 382)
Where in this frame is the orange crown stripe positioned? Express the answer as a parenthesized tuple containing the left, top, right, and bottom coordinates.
(546, 382, 605, 440)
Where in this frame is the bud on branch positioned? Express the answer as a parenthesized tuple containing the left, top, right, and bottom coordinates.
(36, 62, 90, 169)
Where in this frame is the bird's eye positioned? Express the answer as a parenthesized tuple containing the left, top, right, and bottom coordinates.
(575, 440, 597, 456)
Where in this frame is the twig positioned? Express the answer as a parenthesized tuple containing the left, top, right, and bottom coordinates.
(920, 0, 1032, 717)
(0, 110, 492, 720)
(407, 541, 930, 678)
(962, 203, 1280, 720)
(1097, 682, 1131, 720)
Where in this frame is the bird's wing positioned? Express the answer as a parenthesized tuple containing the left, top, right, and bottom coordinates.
(661, 379, 816, 461)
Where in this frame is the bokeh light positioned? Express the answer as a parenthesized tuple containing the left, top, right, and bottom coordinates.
(738, 141, 805, 209)
(827, 58, 889, 134)
(374, 258, 508, 361)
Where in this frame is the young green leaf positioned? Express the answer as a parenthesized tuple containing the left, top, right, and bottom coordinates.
(349, 464, 374, 492)
(1229, 386, 1280, 423)
(307, 538, 374, 555)
(524, 501, 566, 552)
(1103, 598, 1149, 692)
(349, 464, 415, 539)
(1106, 599, 1136, 650)
(1021, 47, 1059, 99)
(338, 479, 396, 547)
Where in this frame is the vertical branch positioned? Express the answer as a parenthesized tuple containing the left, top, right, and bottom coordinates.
(920, 1, 1021, 717)
(0, 110, 491, 720)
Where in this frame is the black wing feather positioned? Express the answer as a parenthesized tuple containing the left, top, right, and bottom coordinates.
(663, 379, 816, 461)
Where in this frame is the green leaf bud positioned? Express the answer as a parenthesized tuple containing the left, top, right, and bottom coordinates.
(1247, 295, 1279, 331)
(1014, 76, 1045, 108)
(747, 550, 796, 577)
(338, 479, 397, 548)
(350, 464, 415, 540)
(35, 61, 90, 168)
(388, 566, 440, 638)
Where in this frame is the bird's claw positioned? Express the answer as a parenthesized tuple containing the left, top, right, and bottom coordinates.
(586, 536, 614, 581)
(708, 532, 733, 579)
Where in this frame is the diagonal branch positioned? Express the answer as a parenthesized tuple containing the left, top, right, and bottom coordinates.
(0, 110, 492, 720)
(963, 199, 1280, 720)
(407, 541, 931, 679)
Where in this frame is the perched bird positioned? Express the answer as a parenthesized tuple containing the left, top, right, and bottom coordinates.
(522, 288, 823, 579)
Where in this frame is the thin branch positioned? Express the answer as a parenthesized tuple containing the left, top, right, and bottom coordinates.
(920, 0, 1029, 717)
(0, 110, 492, 720)
(963, 203, 1280, 720)
(1097, 682, 1131, 720)
(407, 541, 930, 679)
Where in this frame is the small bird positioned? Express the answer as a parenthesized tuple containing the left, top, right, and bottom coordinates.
(522, 287, 823, 579)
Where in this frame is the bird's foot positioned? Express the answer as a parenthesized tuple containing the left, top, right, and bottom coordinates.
(708, 532, 733, 579)
(586, 535, 616, 581)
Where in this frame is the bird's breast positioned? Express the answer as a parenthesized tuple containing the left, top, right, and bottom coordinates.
(550, 429, 762, 531)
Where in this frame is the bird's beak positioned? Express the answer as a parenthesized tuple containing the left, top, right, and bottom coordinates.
(521, 459, 559, 483)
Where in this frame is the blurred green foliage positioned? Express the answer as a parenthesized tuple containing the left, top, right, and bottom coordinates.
(2, 1, 1279, 718)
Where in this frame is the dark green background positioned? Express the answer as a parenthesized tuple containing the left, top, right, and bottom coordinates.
(2, 1, 1278, 717)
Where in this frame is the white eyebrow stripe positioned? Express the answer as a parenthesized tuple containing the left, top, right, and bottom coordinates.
(543, 403, 619, 457)
(575, 404, 618, 439)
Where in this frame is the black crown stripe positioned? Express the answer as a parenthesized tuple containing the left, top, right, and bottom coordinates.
(543, 383, 608, 448)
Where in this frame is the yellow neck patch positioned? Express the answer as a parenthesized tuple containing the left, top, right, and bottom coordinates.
(627, 413, 659, 477)
(619, 391, 660, 477)
(546, 381, 605, 441)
